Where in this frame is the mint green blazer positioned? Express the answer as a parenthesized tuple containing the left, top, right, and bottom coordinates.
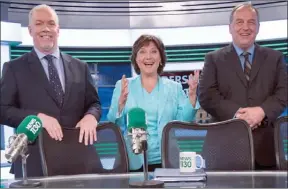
(107, 75, 199, 170)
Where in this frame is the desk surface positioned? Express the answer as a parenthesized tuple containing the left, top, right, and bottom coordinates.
(1, 171, 287, 188)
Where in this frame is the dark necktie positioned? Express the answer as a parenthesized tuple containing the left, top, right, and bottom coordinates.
(242, 52, 251, 81)
(44, 55, 64, 106)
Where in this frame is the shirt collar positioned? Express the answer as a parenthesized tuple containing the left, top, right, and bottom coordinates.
(232, 42, 255, 56)
(34, 47, 60, 60)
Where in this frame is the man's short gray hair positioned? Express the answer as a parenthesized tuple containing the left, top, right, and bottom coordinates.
(229, 3, 260, 24)
(28, 4, 59, 25)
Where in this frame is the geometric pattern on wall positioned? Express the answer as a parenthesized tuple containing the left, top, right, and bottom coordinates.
(10, 39, 288, 64)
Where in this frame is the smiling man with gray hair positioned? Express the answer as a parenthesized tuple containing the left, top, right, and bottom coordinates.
(0, 4, 102, 177)
(198, 3, 287, 170)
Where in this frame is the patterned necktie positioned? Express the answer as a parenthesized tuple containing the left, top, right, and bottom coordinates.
(242, 52, 251, 81)
(44, 55, 64, 106)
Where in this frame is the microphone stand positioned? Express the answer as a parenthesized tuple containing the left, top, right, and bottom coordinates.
(9, 150, 41, 188)
(129, 138, 164, 188)
(142, 141, 149, 181)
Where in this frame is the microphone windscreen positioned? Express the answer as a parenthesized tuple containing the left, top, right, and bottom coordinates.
(127, 107, 147, 132)
(16, 115, 43, 142)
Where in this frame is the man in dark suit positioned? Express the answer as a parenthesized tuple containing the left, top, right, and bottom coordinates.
(0, 4, 101, 177)
(198, 3, 287, 170)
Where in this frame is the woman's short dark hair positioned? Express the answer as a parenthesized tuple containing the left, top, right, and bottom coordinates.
(131, 34, 167, 75)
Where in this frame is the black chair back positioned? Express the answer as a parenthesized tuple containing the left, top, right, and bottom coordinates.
(274, 116, 288, 170)
(39, 122, 129, 176)
(162, 119, 254, 170)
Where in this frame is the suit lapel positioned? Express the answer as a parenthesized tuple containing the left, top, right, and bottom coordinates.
(61, 53, 73, 108)
(249, 44, 265, 83)
(28, 49, 59, 105)
(225, 44, 248, 88)
(157, 77, 168, 123)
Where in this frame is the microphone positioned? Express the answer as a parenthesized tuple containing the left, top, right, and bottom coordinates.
(127, 107, 148, 154)
(5, 115, 43, 163)
(127, 108, 164, 188)
(5, 115, 43, 188)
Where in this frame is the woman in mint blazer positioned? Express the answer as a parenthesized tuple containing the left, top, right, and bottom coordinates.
(107, 34, 200, 171)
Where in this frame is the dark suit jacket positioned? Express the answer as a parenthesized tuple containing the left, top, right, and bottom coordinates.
(0, 49, 102, 178)
(198, 44, 287, 167)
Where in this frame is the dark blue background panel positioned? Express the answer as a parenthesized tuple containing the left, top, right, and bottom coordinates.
(98, 87, 114, 108)
(97, 63, 131, 86)
(100, 108, 109, 122)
